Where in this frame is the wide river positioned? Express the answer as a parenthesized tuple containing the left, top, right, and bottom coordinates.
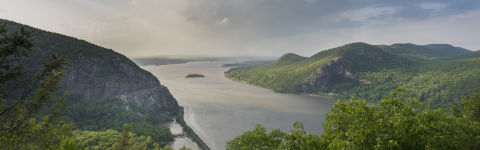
(142, 61, 336, 150)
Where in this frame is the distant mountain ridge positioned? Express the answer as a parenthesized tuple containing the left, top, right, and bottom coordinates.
(226, 42, 478, 107)
(378, 43, 471, 60)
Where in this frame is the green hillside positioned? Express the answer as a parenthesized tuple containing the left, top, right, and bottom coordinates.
(226, 42, 478, 107)
(0, 19, 180, 149)
(272, 53, 307, 66)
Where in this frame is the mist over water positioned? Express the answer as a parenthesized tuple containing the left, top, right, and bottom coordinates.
(142, 61, 336, 150)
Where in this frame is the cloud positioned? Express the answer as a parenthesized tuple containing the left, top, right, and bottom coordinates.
(304, 0, 316, 5)
(1, 0, 479, 57)
(340, 6, 401, 23)
(418, 2, 448, 11)
(216, 17, 230, 26)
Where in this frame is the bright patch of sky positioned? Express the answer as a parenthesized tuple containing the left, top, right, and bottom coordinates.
(0, 0, 479, 57)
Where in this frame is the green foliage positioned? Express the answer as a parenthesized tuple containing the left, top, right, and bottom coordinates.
(379, 43, 470, 60)
(321, 89, 473, 149)
(226, 43, 411, 93)
(0, 20, 175, 150)
(228, 89, 480, 149)
(226, 124, 284, 150)
(226, 42, 479, 107)
(118, 124, 133, 150)
(51, 137, 83, 150)
(226, 121, 323, 150)
(345, 56, 480, 107)
(0, 23, 73, 149)
(159, 146, 174, 150)
(179, 146, 192, 150)
(64, 95, 142, 131)
(226, 54, 334, 93)
(62, 94, 174, 146)
(73, 129, 168, 150)
(279, 121, 322, 150)
(272, 53, 306, 66)
(132, 122, 173, 145)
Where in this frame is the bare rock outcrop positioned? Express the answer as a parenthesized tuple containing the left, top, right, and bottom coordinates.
(302, 57, 355, 92)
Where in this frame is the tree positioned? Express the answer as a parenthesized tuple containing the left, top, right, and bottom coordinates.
(54, 137, 83, 150)
(455, 90, 480, 148)
(226, 124, 283, 150)
(179, 145, 192, 150)
(0, 23, 69, 149)
(321, 89, 476, 149)
(120, 124, 132, 150)
(280, 121, 322, 150)
(227, 88, 480, 149)
(112, 124, 132, 150)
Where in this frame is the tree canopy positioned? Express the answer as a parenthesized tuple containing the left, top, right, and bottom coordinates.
(227, 89, 480, 149)
(0, 23, 71, 149)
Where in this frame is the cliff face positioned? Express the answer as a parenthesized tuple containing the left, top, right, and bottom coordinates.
(1, 19, 179, 114)
(118, 86, 179, 113)
(301, 43, 411, 93)
(59, 53, 180, 113)
(302, 57, 355, 92)
(61, 52, 160, 100)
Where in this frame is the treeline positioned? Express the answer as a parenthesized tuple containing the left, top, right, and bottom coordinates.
(74, 124, 185, 150)
(344, 55, 480, 108)
(227, 89, 480, 149)
(63, 94, 174, 143)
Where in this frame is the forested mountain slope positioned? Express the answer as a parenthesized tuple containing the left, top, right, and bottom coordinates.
(226, 42, 478, 107)
(377, 43, 470, 60)
(0, 19, 180, 146)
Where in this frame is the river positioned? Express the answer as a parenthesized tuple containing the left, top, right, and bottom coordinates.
(142, 61, 336, 150)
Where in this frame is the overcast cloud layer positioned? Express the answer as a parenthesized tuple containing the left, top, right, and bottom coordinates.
(1, 0, 479, 57)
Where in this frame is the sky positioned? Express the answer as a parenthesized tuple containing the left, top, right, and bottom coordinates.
(0, 0, 479, 57)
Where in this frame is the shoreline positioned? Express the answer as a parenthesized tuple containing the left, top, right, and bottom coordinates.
(176, 107, 211, 150)
(224, 74, 336, 101)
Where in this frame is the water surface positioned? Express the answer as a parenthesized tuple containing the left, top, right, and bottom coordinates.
(142, 61, 336, 150)
(161, 119, 201, 150)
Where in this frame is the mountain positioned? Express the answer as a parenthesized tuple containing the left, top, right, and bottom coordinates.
(0, 19, 181, 146)
(272, 53, 307, 66)
(377, 43, 471, 60)
(226, 42, 479, 107)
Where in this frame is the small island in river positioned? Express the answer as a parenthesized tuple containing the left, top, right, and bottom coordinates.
(185, 73, 205, 78)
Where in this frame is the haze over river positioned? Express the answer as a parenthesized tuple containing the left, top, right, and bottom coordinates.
(142, 61, 336, 150)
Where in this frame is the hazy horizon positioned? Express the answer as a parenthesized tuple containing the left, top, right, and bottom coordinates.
(1, 0, 479, 57)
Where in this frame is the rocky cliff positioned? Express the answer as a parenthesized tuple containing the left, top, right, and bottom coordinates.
(225, 42, 477, 106)
(1, 19, 179, 114)
(302, 57, 355, 92)
(301, 43, 405, 92)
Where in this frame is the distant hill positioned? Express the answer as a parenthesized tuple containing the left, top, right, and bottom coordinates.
(272, 53, 307, 66)
(134, 56, 224, 66)
(377, 43, 471, 60)
(226, 42, 478, 107)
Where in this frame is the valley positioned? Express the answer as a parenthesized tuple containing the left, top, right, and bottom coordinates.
(141, 61, 336, 150)
(2, 1, 480, 148)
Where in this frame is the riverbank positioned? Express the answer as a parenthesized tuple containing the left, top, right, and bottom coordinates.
(142, 61, 336, 149)
(176, 107, 211, 150)
(224, 74, 336, 101)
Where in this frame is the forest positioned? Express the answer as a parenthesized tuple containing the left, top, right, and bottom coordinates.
(226, 42, 480, 108)
(0, 22, 181, 149)
(227, 89, 480, 149)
